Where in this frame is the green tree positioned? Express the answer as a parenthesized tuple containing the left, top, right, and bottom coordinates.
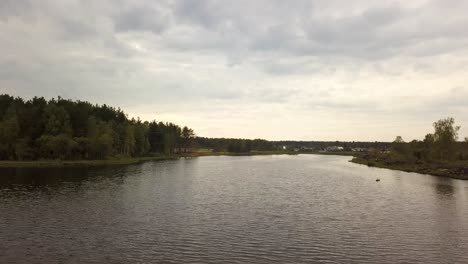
(86, 116, 99, 159)
(394, 136, 405, 143)
(43, 104, 72, 136)
(123, 123, 136, 156)
(392, 136, 409, 156)
(96, 133, 114, 159)
(424, 133, 435, 144)
(134, 122, 150, 156)
(181, 126, 195, 153)
(15, 138, 34, 160)
(433, 117, 460, 160)
(421, 133, 436, 160)
(96, 121, 115, 159)
(148, 121, 163, 153)
(0, 107, 20, 159)
(36, 134, 79, 160)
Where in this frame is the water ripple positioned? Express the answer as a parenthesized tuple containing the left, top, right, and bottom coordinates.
(1, 155, 468, 263)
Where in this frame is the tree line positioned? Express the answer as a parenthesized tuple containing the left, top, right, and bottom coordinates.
(389, 117, 468, 162)
(0, 94, 195, 160)
(271, 140, 391, 151)
(195, 137, 274, 153)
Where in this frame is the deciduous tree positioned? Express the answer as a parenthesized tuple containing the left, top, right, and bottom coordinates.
(433, 117, 460, 160)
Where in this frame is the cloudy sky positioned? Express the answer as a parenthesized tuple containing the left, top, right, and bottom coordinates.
(1, 0, 468, 141)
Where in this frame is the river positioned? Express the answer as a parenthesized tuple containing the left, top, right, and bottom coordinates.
(1, 155, 467, 263)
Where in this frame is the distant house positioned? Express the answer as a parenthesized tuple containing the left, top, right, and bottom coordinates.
(300, 146, 316, 152)
(325, 146, 344, 152)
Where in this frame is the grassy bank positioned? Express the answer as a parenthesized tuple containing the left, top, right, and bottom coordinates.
(186, 150, 358, 157)
(0, 156, 179, 168)
(182, 150, 301, 157)
(351, 156, 468, 180)
(305, 151, 356, 156)
(4, 150, 467, 181)
(0, 150, 361, 168)
(0, 151, 297, 168)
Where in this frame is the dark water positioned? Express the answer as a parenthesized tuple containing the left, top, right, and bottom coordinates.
(1, 155, 468, 264)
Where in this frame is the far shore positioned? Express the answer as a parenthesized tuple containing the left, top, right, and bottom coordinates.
(0, 156, 178, 168)
(0, 151, 355, 168)
(186, 150, 356, 157)
(2, 151, 467, 181)
(350, 156, 468, 180)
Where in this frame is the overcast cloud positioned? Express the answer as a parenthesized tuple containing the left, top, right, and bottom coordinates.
(1, 0, 468, 141)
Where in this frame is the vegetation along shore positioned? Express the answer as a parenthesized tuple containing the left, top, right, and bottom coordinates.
(1, 94, 467, 180)
(350, 117, 468, 180)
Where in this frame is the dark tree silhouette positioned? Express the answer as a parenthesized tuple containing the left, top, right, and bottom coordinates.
(0, 94, 194, 160)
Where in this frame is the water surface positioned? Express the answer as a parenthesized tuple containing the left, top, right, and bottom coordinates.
(1, 155, 468, 263)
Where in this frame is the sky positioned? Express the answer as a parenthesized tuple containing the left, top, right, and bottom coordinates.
(1, 0, 468, 141)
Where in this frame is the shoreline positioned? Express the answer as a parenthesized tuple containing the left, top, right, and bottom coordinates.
(0, 151, 353, 168)
(350, 156, 468, 180)
(3, 151, 466, 181)
(0, 156, 179, 168)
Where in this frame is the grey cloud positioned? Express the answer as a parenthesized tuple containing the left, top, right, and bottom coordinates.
(0, 0, 34, 20)
(255, 58, 328, 76)
(426, 87, 468, 110)
(1, 0, 468, 140)
(55, 17, 99, 40)
(114, 3, 172, 34)
(169, 0, 468, 64)
(174, 0, 221, 29)
(6, 0, 467, 65)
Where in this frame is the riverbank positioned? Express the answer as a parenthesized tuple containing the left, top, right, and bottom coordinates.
(351, 156, 468, 180)
(3, 151, 468, 180)
(0, 151, 298, 168)
(186, 150, 301, 157)
(0, 156, 179, 168)
(0, 150, 356, 168)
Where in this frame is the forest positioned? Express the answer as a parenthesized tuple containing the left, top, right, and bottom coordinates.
(0, 94, 196, 160)
(195, 137, 274, 153)
(0, 94, 281, 161)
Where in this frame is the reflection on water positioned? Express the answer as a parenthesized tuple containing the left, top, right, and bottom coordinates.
(1, 155, 467, 264)
(434, 180, 455, 198)
(0, 165, 142, 191)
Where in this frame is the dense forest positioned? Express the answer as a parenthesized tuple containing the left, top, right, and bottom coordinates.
(195, 137, 274, 153)
(0, 94, 196, 160)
